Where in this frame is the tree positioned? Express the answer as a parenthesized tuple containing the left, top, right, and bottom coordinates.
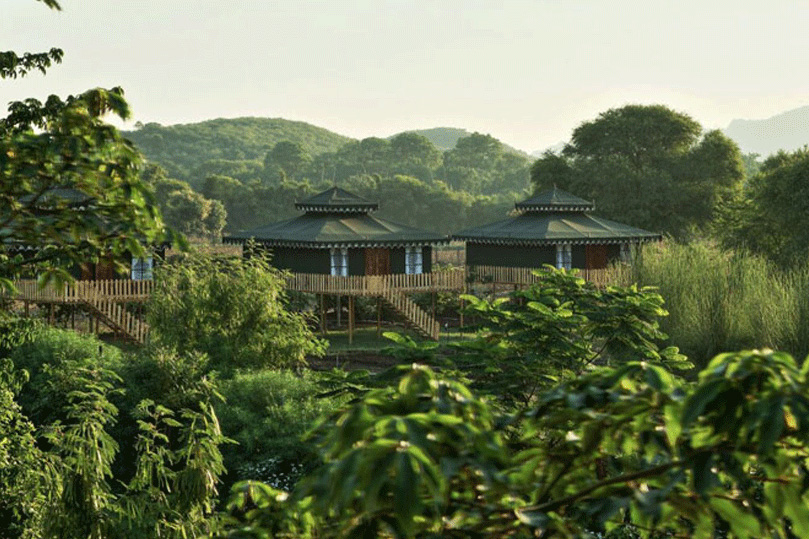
(716, 148, 809, 266)
(389, 132, 442, 180)
(0, 1, 169, 288)
(264, 141, 312, 182)
(442, 132, 530, 194)
(147, 251, 326, 372)
(531, 104, 744, 238)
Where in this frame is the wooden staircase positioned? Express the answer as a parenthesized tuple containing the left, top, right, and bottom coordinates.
(80, 299, 149, 344)
(10, 279, 152, 344)
(379, 289, 440, 340)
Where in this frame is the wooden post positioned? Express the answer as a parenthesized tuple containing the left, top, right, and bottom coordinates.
(24, 301, 29, 317)
(48, 304, 54, 326)
(348, 296, 355, 345)
(319, 294, 326, 336)
(431, 292, 436, 319)
(376, 296, 382, 337)
(459, 296, 464, 329)
(71, 307, 75, 330)
(336, 295, 341, 328)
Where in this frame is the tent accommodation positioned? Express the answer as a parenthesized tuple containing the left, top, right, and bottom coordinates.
(4, 188, 164, 343)
(223, 187, 445, 276)
(223, 187, 459, 340)
(453, 187, 661, 278)
(3, 187, 166, 281)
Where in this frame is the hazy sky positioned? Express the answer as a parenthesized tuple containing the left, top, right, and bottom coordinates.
(4, 0, 809, 153)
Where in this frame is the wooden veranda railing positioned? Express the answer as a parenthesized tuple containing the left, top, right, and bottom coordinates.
(10, 279, 154, 303)
(466, 265, 632, 288)
(285, 269, 466, 295)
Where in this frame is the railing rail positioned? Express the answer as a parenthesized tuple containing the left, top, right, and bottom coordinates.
(466, 265, 632, 288)
(285, 269, 466, 295)
(8, 279, 154, 303)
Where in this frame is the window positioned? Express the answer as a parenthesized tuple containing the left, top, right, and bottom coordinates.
(620, 242, 632, 263)
(330, 248, 348, 276)
(405, 246, 423, 275)
(131, 256, 153, 281)
(555, 244, 572, 270)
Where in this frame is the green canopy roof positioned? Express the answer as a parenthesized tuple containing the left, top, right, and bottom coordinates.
(224, 187, 446, 248)
(454, 188, 660, 245)
(295, 186, 378, 213)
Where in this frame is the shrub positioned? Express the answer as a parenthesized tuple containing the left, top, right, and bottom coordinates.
(10, 327, 124, 425)
(147, 250, 326, 372)
(216, 369, 342, 491)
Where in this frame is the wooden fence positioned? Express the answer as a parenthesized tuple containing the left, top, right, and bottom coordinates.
(466, 265, 632, 288)
(285, 269, 466, 295)
(10, 279, 154, 303)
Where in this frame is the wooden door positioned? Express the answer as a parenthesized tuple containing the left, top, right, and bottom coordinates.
(364, 248, 390, 275)
(94, 258, 117, 280)
(585, 244, 608, 270)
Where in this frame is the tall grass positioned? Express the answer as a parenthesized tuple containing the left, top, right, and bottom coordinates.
(630, 242, 809, 368)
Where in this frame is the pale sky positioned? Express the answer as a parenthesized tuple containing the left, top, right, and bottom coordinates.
(3, 0, 809, 153)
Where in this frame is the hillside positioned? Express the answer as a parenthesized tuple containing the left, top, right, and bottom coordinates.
(397, 127, 472, 150)
(724, 105, 809, 157)
(394, 127, 529, 157)
(124, 117, 353, 180)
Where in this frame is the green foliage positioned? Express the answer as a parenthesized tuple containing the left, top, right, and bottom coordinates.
(139, 165, 226, 240)
(216, 370, 342, 491)
(454, 267, 688, 408)
(298, 364, 512, 538)
(9, 328, 124, 425)
(124, 118, 351, 182)
(0, 48, 63, 79)
(0, 313, 41, 359)
(0, 85, 171, 287)
(264, 140, 312, 181)
(41, 365, 121, 539)
(221, 351, 809, 538)
(531, 104, 744, 239)
(716, 148, 809, 266)
(631, 241, 809, 367)
(148, 250, 326, 371)
(0, 358, 55, 539)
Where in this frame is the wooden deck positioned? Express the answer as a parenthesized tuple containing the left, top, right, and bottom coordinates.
(467, 265, 632, 288)
(5, 265, 631, 343)
(285, 268, 466, 295)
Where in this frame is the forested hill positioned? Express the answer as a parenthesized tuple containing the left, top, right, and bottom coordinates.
(395, 127, 472, 150)
(123, 117, 352, 180)
(724, 105, 809, 157)
(126, 117, 534, 238)
(395, 127, 529, 156)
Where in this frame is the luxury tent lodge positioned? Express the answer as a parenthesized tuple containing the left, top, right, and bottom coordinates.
(223, 187, 464, 340)
(4, 188, 162, 344)
(453, 187, 661, 285)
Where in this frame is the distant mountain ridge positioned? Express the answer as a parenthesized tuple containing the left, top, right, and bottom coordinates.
(724, 105, 809, 157)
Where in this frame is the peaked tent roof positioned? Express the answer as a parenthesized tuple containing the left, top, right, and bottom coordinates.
(453, 188, 661, 245)
(453, 213, 661, 245)
(515, 186, 595, 212)
(224, 187, 446, 248)
(295, 186, 378, 213)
